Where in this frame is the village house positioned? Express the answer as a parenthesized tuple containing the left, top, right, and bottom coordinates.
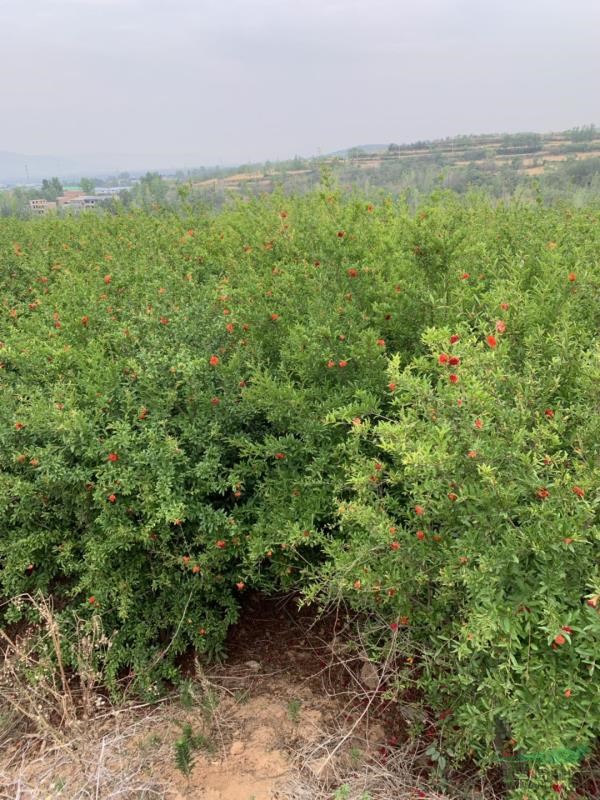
(29, 198, 57, 214)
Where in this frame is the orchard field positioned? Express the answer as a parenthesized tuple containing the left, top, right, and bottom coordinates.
(1, 188, 599, 798)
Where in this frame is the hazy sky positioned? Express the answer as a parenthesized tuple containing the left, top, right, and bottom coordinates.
(1, 0, 599, 164)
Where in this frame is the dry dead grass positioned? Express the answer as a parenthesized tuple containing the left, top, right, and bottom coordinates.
(0, 593, 514, 799)
(1, 670, 497, 800)
(0, 706, 168, 799)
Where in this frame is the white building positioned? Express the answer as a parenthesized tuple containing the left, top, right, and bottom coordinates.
(95, 187, 125, 196)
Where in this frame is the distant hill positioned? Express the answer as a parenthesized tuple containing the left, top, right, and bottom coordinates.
(0, 152, 80, 184)
(2, 125, 597, 186)
(0, 151, 235, 185)
(328, 144, 389, 157)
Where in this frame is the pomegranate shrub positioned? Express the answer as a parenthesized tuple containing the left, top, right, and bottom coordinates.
(1, 192, 598, 797)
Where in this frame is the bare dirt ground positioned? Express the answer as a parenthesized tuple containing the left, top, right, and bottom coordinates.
(2, 595, 596, 799)
(0, 595, 456, 799)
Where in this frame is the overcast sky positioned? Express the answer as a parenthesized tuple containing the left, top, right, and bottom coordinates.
(1, 0, 599, 165)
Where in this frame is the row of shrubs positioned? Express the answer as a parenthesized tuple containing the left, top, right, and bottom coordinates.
(1, 188, 598, 797)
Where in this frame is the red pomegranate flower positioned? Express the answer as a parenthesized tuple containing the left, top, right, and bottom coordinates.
(107, 452, 119, 463)
(108, 494, 117, 503)
(545, 408, 554, 418)
(209, 355, 220, 366)
(447, 492, 458, 502)
(347, 268, 358, 278)
(449, 355, 460, 366)
(390, 622, 399, 632)
(215, 540, 226, 549)
(81, 315, 89, 327)
(414, 505, 425, 516)
(416, 530, 425, 540)
(388, 382, 396, 391)
(438, 353, 449, 365)
(467, 450, 477, 458)
(449, 373, 459, 384)
(495, 320, 506, 334)
(210, 397, 220, 406)
(274, 452, 286, 460)
(327, 360, 336, 368)
(338, 360, 348, 368)
(376, 338, 385, 347)
(568, 272, 576, 282)
(536, 487, 550, 500)
(450, 334, 460, 344)
(226, 322, 234, 333)
(486, 335, 497, 348)
(572, 486, 585, 498)
(474, 418, 483, 430)
(390, 541, 400, 551)
(337, 230, 346, 238)
(500, 302, 510, 311)
(104, 274, 111, 284)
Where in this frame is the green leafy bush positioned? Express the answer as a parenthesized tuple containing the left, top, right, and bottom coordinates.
(1, 191, 598, 797)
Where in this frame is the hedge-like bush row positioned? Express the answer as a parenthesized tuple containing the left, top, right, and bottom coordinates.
(1, 191, 598, 797)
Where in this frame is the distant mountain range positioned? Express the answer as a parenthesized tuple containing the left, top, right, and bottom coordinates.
(328, 144, 389, 156)
(0, 145, 407, 184)
(2, 126, 597, 185)
(0, 152, 77, 184)
(0, 151, 233, 184)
